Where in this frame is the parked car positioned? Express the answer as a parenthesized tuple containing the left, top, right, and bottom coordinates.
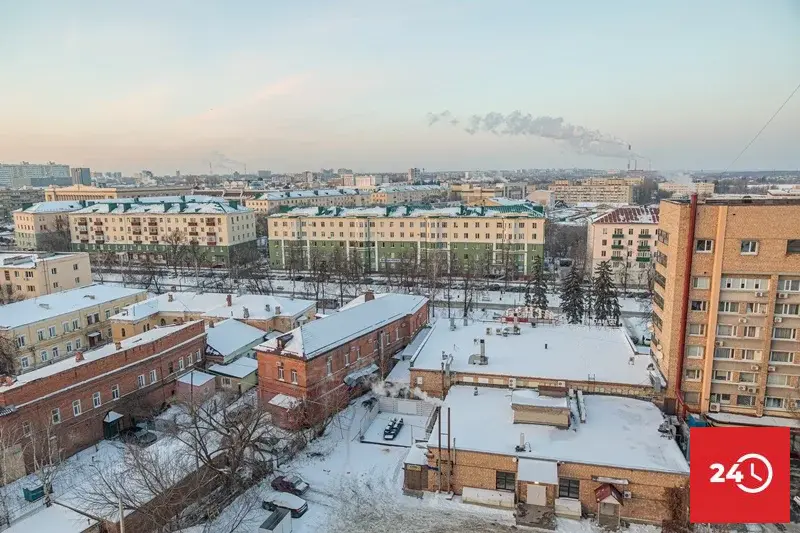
(271, 474, 310, 496)
(383, 417, 404, 441)
(262, 491, 308, 518)
(127, 429, 157, 447)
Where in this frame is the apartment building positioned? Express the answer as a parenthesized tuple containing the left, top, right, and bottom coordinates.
(44, 184, 194, 202)
(586, 206, 659, 288)
(246, 188, 371, 214)
(256, 292, 428, 428)
(0, 162, 70, 188)
(13, 200, 84, 249)
(68, 196, 256, 265)
(548, 178, 638, 205)
(0, 321, 206, 476)
(449, 182, 525, 203)
(652, 195, 800, 425)
(0, 188, 45, 219)
(0, 285, 147, 373)
(369, 185, 447, 205)
(0, 252, 91, 300)
(267, 203, 546, 276)
(658, 181, 715, 198)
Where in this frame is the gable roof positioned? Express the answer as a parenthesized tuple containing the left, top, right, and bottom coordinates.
(206, 318, 266, 357)
(592, 206, 659, 225)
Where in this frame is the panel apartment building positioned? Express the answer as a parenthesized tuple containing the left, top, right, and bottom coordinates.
(68, 196, 256, 266)
(548, 177, 642, 205)
(44, 184, 195, 202)
(586, 206, 659, 289)
(246, 189, 371, 214)
(652, 195, 800, 425)
(267, 203, 546, 276)
(0, 162, 70, 188)
(0, 188, 45, 219)
(0, 252, 92, 301)
(13, 200, 85, 250)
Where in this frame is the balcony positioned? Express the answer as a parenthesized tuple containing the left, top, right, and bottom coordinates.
(206, 219, 216, 226)
(188, 222, 198, 227)
(77, 224, 87, 231)
(147, 221, 158, 227)
(190, 240, 199, 245)
(654, 270, 667, 289)
(207, 238, 217, 245)
(636, 256, 650, 262)
(94, 230, 104, 236)
(95, 239, 105, 244)
(133, 240, 143, 245)
(132, 228, 142, 235)
(638, 245, 650, 252)
(655, 251, 667, 267)
(612, 232, 624, 238)
(80, 239, 89, 244)
(611, 243, 624, 249)
(77, 218, 87, 224)
(130, 220, 141, 226)
(93, 221, 103, 226)
(148, 229, 158, 235)
(79, 230, 88, 235)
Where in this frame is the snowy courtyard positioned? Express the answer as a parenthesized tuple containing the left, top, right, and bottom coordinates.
(359, 411, 431, 448)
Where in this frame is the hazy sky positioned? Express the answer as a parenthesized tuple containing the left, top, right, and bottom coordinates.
(1, 1, 798, 174)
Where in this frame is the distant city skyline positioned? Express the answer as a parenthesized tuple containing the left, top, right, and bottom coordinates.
(1, 0, 798, 174)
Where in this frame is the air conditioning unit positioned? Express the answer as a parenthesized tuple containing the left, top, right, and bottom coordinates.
(768, 366, 776, 372)
(778, 293, 789, 299)
(715, 341, 724, 347)
(739, 318, 748, 324)
(774, 317, 783, 323)
(737, 385, 747, 391)
(709, 403, 721, 412)
(508, 377, 517, 389)
(755, 291, 765, 298)
(747, 387, 757, 393)
(623, 491, 632, 499)
(557, 381, 566, 388)
(750, 365, 759, 371)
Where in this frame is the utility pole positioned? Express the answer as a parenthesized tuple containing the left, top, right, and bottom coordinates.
(118, 492, 125, 533)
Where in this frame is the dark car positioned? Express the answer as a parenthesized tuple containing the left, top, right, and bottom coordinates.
(383, 417, 404, 441)
(126, 429, 157, 447)
(271, 474, 310, 496)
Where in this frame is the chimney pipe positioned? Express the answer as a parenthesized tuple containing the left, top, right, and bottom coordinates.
(480, 339, 485, 360)
(364, 290, 375, 302)
(115, 341, 122, 350)
(209, 321, 215, 328)
(226, 294, 232, 307)
(545, 343, 548, 349)
(75, 351, 84, 362)
(275, 305, 281, 315)
(520, 432, 525, 448)
(167, 293, 173, 302)
(243, 307, 250, 319)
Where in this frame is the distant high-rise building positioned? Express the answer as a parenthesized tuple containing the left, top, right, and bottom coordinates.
(408, 167, 421, 183)
(0, 162, 70, 187)
(257, 170, 272, 179)
(70, 167, 91, 186)
(305, 171, 314, 184)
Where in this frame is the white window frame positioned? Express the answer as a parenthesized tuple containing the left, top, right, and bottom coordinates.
(277, 365, 285, 381)
(149, 369, 157, 384)
(178, 358, 185, 371)
(326, 357, 333, 376)
(692, 277, 710, 289)
(769, 351, 794, 364)
(740, 240, 758, 255)
(291, 369, 298, 384)
(92, 392, 101, 408)
(686, 345, 705, 359)
(766, 374, 790, 387)
(684, 368, 701, 381)
(137, 374, 145, 388)
(695, 239, 713, 253)
(765, 397, 786, 409)
(688, 323, 706, 336)
(112, 385, 120, 400)
(72, 400, 81, 417)
(712, 370, 732, 382)
(51, 408, 61, 425)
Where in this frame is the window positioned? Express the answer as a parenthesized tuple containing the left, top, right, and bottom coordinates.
(716, 324, 735, 337)
(221, 377, 232, 387)
(719, 301, 739, 313)
(695, 239, 713, 252)
(105, 310, 111, 320)
(52, 346, 58, 359)
(740, 240, 758, 254)
(683, 392, 700, 404)
(770, 351, 794, 363)
(344, 351, 350, 366)
(684, 368, 701, 381)
(178, 358, 185, 371)
(710, 393, 731, 405)
(691, 300, 708, 312)
(291, 369, 298, 384)
(558, 478, 580, 499)
(72, 400, 81, 416)
(773, 328, 797, 340)
(277, 365, 285, 381)
(195, 350, 201, 362)
(767, 374, 789, 387)
(73, 263, 79, 270)
(787, 240, 800, 254)
(22, 421, 31, 436)
(326, 357, 333, 376)
(112, 385, 120, 400)
(775, 303, 800, 316)
(149, 369, 157, 384)
(742, 326, 759, 338)
(738, 372, 756, 383)
(72, 318, 79, 330)
(692, 277, 710, 289)
(721, 277, 768, 290)
(37, 329, 45, 341)
(137, 374, 145, 388)
(765, 397, 786, 409)
(686, 345, 705, 358)
(688, 323, 706, 336)
(51, 408, 61, 424)
(16, 335, 25, 348)
(496, 471, 516, 491)
(714, 347, 732, 359)
(778, 279, 800, 292)
(75, 338, 81, 349)
(48, 326, 56, 338)
(741, 349, 761, 361)
(713, 370, 732, 382)
(186, 355, 192, 367)
(736, 395, 755, 407)
(745, 302, 766, 314)
(92, 392, 101, 408)
(62, 321, 70, 333)
(168, 362, 174, 374)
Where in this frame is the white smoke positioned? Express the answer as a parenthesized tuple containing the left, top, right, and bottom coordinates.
(371, 380, 444, 407)
(427, 110, 639, 159)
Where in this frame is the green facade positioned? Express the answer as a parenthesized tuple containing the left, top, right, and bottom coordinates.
(73, 241, 255, 266)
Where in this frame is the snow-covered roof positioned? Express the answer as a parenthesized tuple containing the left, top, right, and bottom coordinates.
(113, 291, 314, 322)
(0, 251, 82, 269)
(510, 389, 569, 409)
(386, 359, 410, 384)
(15, 200, 84, 214)
(258, 293, 427, 360)
(3, 503, 98, 533)
(591, 206, 659, 225)
(338, 292, 390, 311)
(256, 188, 367, 200)
(5, 322, 200, 391)
(73, 197, 250, 215)
(206, 318, 266, 357)
(270, 202, 544, 219)
(410, 319, 656, 387)
(377, 184, 445, 193)
(403, 443, 430, 466)
(429, 386, 689, 474)
(268, 393, 299, 409)
(207, 357, 258, 379)
(0, 284, 146, 329)
(706, 411, 800, 429)
(177, 370, 215, 386)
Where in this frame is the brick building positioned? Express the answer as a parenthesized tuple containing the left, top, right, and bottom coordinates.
(256, 292, 429, 427)
(404, 386, 689, 527)
(0, 321, 206, 480)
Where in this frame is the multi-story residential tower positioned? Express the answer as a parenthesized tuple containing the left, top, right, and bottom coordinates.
(0, 188, 45, 219)
(652, 195, 800, 425)
(267, 203, 545, 276)
(586, 206, 658, 288)
(657, 181, 715, 198)
(70, 167, 92, 186)
(548, 177, 641, 205)
(0, 251, 92, 301)
(44, 184, 194, 202)
(0, 162, 70, 188)
(13, 200, 85, 250)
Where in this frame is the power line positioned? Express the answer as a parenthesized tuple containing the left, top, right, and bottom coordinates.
(724, 79, 800, 173)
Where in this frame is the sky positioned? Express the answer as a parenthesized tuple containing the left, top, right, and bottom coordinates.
(1, 0, 799, 174)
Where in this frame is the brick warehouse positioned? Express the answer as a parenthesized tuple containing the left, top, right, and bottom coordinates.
(256, 292, 429, 428)
(0, 321, 206, 481)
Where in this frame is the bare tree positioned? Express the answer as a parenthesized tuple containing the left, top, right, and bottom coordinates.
(0, 282, 24, 306)
(284, 242, 305, 298)
(0, 336, 18, 377)
(163, 229, 188, 277)
(306, 248, 330, 304)
(24, 416, 66, 507)
(38, 216, 72, 253)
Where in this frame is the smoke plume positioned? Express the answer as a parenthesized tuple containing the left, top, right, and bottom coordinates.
(427, 110, 638, 159)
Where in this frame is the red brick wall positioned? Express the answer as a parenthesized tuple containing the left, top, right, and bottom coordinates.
(0, 322, 207, 464)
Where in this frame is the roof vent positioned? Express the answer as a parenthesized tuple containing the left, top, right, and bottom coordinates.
(38, 303, 50, 309)
(275, 305, 281, 315)
(243, 307, 250, 319)
(265, 303, 271, 312)
(84, 294, 96, 300)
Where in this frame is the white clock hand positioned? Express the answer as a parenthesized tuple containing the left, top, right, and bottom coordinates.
(751, 463, 763, 482)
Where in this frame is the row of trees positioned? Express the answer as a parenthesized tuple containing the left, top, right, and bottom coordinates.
(560, 261, 622, 326)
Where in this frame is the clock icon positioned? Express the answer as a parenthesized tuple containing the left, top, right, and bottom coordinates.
(734, 453, 773, 494)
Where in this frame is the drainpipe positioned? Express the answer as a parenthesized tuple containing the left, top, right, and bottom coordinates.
(674, 193, 698, 418)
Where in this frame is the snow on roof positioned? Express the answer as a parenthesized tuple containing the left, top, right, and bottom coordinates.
(207, 357, 258, 379)
(377, 184, 445, 193)
(517, 458, 558, 484)
(0, 284, 146, 329)
(113, 291, 314, 322)
(338, 291, 390, 311)
(386, 359, 410, 384)
(510, 389, 569, 409)
(16, 200, 84, 213)
(74, 198, 250, 215)
(270, 202, 544, 219)
(3, 503, 97, 533)
(177, 370, 215, 386)
(268, 393, 299, 409)
(403, 443, 430, 466)
(257, 293, 427, 360)
(706, 411, 800, 429)
(6, 322, 200, 390)
(206, 319, 266, 357)
(257, 188, 367, 200)
(429, 386, 689, 474)
(410, 319, 655, 387)
(591, 206, 659, 225)
(0, 251, 81, 269)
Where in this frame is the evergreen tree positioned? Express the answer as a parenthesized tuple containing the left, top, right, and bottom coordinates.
(530, 255, 549, 318)
(560, 264, 585, 324)
(592, 261, 621, 326)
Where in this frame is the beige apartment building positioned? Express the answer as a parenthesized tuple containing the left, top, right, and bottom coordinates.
(267, 203, 546, 275)
(13, 200, 85, 249)
(246, 188, 371, 214)
(586, 206, 658, 288)
(548, 177, 639, 205)
(658, 182, 715, 198)
(369, 185, 447, 205)
(652, 196, 800, 425)
(450, 182, 528, 203)
(68, 196, 256, 265)
(0, 188, 45, 219)
(0, 252, 91, 301)
(0, 284, 147, 373)
(44, 184, 194, 202)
